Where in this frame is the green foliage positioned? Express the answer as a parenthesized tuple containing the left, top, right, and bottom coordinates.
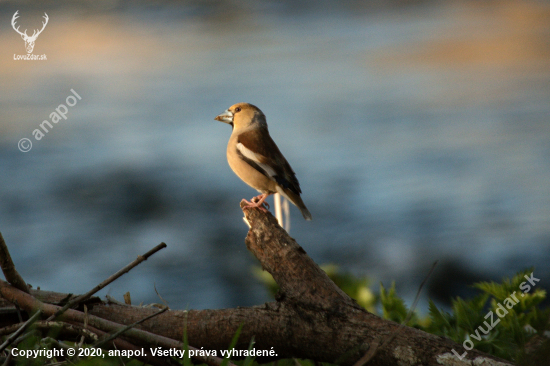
(5, 268, 548, 366)
(256, 265, 549, 364)
(322, 265, 377, 312)
(254, 264, 377, 312)
(242, 336, 257, 366)
(378, 281, 428, 329)
(182, 310, 192, 366)
(426, 293, 491, 341)
(67, 358, 127, 366)
(253, 266, 279, 297)
(221, 323, 245, 366)
(379, 281, 409, 323)
(425, 269, 550, 363)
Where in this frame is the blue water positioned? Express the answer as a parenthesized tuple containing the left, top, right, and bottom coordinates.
(1, 1, 549, 310)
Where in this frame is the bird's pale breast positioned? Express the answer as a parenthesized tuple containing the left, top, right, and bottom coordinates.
(227, 133, 276, 194)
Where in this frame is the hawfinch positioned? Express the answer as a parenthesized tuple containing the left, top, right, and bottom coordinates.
(215, 103, 312, 221)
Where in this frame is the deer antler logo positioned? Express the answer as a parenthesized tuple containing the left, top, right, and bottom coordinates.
(12, 11, 49, 54)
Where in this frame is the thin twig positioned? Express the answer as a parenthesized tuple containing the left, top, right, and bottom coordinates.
(123, 291, 131, 305)
(0, 309, 42, 353)
(105, 294, 126, 306)
(42, 337, 72, 350)
(0, 266, 232, 366)
(93, 307, 168, 349)
(0, 232, 29, 294)
(1, 350, 13, 366)
(66, 321, 177, 366)
(12, 329, 39, 347)
(353, 261, 439, 366)
(77, 304, 88, 348)
(15, 303, 22, 323)
(154, 283, 169, 308)
(47, 242, 167, 321)
(113, 342, 127, 366)
(0, 320, 98, 342)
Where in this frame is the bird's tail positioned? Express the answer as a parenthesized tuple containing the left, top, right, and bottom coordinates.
(299, 204, 313, 221)
(277, 187, 312, 221)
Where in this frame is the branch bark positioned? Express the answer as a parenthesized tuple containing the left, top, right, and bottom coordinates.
(0, 232, 29, 294)
(0, 207, 515, 365)
(87, 205, 515, 366)
(0, 280, 230, 366)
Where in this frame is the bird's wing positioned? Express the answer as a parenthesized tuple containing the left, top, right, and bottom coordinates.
(237, 129, 302, 195)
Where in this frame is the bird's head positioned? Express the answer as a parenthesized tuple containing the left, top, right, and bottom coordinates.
(215, 103, 266, 131)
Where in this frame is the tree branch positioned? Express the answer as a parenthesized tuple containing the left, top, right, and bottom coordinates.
(0, 280, 232, 366)
(0, 309, 41, 353)
(85, 206, 515, 366)
(47, 242, 167, 321)
(0, 232, 29, 294)
(0, 207, 516, 366)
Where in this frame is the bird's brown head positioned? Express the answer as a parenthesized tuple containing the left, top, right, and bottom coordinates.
(215, 103, 266, 131)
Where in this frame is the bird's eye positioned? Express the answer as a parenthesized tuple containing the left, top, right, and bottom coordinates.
(235, 107, 241, 113)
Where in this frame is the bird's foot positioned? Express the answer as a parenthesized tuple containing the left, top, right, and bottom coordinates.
(242, 193, 270, 212)
(252, 194, 270, 209)
(242, 199, 269, 212)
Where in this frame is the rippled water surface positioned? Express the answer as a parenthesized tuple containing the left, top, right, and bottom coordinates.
(1, 0, 549, 309)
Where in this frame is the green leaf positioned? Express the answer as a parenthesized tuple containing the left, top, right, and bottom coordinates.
(221, 323, 245, 366)
(380, 282, 410, 324)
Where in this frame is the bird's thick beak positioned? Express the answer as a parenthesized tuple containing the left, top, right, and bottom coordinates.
(215, 109, 233, 124)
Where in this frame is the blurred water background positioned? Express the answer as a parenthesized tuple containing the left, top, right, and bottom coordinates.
(0, 0, 549, 310)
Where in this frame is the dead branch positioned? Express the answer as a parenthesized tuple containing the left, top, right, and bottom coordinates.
(0, 280, 233, 366)
(66, 321, 177, 366)
(47, 242, 167, 321)
(83, 205, 514, 366)
(353, 261, 438, 366)
(93, 307, 168, 348)
(0, 232, 29, 294)
(0, 289, 99, 309)
(0, 310, 41, 353)
(0, 208, 516, 366)
(0, 320, 98, 343)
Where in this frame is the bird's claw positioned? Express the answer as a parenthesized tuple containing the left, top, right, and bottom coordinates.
(243, 197, 269, 212)
(252, 196, 270, 209)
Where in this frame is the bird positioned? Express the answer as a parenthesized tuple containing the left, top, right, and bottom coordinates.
(215, 103, 312, 221)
